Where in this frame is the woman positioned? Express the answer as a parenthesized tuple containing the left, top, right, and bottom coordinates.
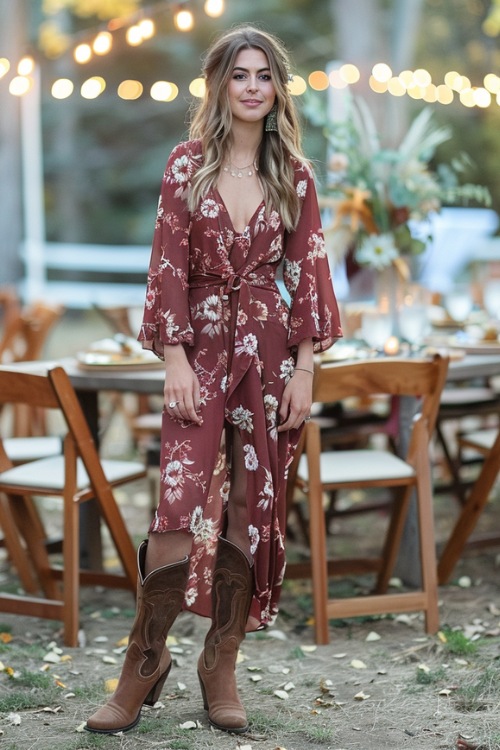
(86, 24, 341, 736)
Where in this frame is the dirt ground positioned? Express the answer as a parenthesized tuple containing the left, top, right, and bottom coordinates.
(0, 310, 499, 750)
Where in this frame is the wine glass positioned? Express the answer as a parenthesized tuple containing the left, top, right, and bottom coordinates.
(443, 285, 473, 324)
(483, 279, 500, 320)
(361, 310, 393, 351)
(398, 303, 429, 349)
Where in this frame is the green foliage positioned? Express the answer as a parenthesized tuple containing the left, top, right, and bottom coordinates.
(441, 628, 479, 656)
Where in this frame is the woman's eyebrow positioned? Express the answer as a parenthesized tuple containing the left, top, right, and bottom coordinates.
(232, 66, 271, 73)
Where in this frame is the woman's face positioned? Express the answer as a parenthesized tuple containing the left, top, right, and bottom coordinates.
(227, 47, 277, 126)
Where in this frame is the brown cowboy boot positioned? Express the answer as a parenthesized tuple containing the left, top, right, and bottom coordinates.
(197, 536, 253, 733)
(85, 540, 189, 734)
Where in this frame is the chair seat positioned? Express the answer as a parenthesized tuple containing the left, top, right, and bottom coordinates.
(3, 436, 63, 463)
(298, 449, 415, 484)
(459, 428, 498, 452)
(0, 455, 145, 493)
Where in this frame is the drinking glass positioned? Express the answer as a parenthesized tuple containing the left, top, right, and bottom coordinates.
(361, 311, 392, 351)
(443, 286, 473, 323)
(483, 279, 500, 320)
(399, 304, 429, 347)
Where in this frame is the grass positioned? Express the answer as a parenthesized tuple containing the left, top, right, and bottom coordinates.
(440, 627, 480, 656)
(453, 666, 500, 713)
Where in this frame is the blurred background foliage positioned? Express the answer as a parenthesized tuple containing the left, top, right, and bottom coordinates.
(1, 0, 500, 271)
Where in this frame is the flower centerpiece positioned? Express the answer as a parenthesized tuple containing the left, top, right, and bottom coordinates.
(306, 94, 491, 281)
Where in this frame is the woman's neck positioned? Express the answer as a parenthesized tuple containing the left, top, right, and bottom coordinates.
(229, 122, 263, 163)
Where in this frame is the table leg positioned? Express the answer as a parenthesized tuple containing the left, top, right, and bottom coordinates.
(75, 389, 103, 570)
(393, 395, 424, 587)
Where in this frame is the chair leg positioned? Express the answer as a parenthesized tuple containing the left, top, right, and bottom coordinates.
(305, 424, 330, 645)
(438, 431, 500, 585)
(414, 452, 439, 634)
(374, 486, 411, 594)
(8, 494, 60, 600)
(64, 472, 81, 647)
(0, 494, 39, 594)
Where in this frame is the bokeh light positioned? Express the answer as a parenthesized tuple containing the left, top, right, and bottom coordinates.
(51, 78, 74, 99)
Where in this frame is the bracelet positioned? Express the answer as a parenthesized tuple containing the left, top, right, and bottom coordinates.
(294, 367, 314, 375)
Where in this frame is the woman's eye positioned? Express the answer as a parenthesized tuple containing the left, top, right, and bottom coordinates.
(259, 74, 271, 81)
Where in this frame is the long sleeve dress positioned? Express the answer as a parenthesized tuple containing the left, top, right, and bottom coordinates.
(139, 139, 342, 628)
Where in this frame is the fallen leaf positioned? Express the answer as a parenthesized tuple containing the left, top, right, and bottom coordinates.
(93, 636, 108, 643)
(179, 720, 199, 729)
(0, 633, 12, 644)
(439, 688, 452, 696)
(60, 655, 72, 663)
(102, 656, 117, 665)
(458, 576, 472, 588)
(365, 631, 381, 642)
(418, 663, 431, 674)
(43, 652, 61, 664)
(249, 675, 262, 682)
(238, 745, 253, 750)
(437, 631, 448, 643)
(274, 690, 290, 700)
(283, 681, 295, 691)
(353, 691, 370, 701)
(8, 713, 21, 725)
(350, 659, 367, 669)
(105, 678, 118, 693)
(64, 693, 76, 699)
(487, 602, 500, 616)
(177, 682, 187, 691)
(116, 636, 129, 648)
(300, 645, 317, 653)
(332, 653, 347, 658)
(75, 722, 86, 733)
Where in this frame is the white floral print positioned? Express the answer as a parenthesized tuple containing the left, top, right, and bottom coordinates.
(243, 443, 259, 471)
(231, 405, 254, 432)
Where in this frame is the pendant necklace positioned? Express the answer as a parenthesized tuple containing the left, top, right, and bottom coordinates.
(223, 159, 259, 179)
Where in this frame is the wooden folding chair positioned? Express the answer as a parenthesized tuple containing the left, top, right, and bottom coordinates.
(286, 354, 449, 644)
(0, 363, 145, 646)
(438, 426, 500, 584)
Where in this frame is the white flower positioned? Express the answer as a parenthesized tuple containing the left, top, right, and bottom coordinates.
(279, 358, 295, 382)
(307, 232, 326, 261)
(235, 333, 258, 357)
(243, 444, 259, 471)
(200, 198, 220, 218)
(231, 405, 254, 432)
(284, 259, 301, 293)
(190, 506, 217, 544)
(170, 155, 190, 184)
(248, 525, 260, 554)
(296, 179, 308, 198)
(355, 233, 399, 270)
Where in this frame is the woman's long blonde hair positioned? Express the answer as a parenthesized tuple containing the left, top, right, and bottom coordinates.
(188, 25, 307, 232)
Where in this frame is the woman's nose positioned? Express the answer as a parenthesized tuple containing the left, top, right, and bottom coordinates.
(246, 77, 258, 91)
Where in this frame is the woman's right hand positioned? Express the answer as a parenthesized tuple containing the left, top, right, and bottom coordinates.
(163, 344, 202, 425)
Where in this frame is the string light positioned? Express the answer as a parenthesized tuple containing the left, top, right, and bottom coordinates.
(150, 81, 178, 101)
(118, 79, 143, 99)
(308, 70, 329, 91)
(81, 76, 106, 99)
(93, 31, 113, 55)
(174, 7, 194, 32)
(51, 78, 74, 99)
(74, 43, 92, 63)
(9, 76, 33, 95)
(18, 56, 35, 76)
(0, 57, 10, 78)
(204, 0, 225, 18)
(126, 25, 143, 46)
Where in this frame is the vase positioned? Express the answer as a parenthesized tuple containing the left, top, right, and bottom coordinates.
(375, 266, 404, 337)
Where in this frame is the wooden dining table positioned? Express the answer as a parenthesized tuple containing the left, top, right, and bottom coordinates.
(55, 351, 500, 577)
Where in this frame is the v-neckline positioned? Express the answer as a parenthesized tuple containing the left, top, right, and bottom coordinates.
(214, 188, 264, 236)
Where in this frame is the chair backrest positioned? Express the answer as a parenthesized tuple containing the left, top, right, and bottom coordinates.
(313, 354, 449, 457)
(0, 302, 63, 364)
(0, 364, 108, 493)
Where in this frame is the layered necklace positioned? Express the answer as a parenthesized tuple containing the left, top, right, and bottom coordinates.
(223, 156, 259, 179)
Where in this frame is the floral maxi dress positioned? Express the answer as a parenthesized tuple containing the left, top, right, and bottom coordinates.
(139, 139, 342, 628)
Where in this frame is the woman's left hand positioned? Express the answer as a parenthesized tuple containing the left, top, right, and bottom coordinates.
(277, 369, 313, 432)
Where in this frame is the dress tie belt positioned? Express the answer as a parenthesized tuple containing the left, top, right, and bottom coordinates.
(189, 273, 276, 300)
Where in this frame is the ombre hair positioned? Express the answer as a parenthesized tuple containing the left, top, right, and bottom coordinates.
(188, 25, 307, 231)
